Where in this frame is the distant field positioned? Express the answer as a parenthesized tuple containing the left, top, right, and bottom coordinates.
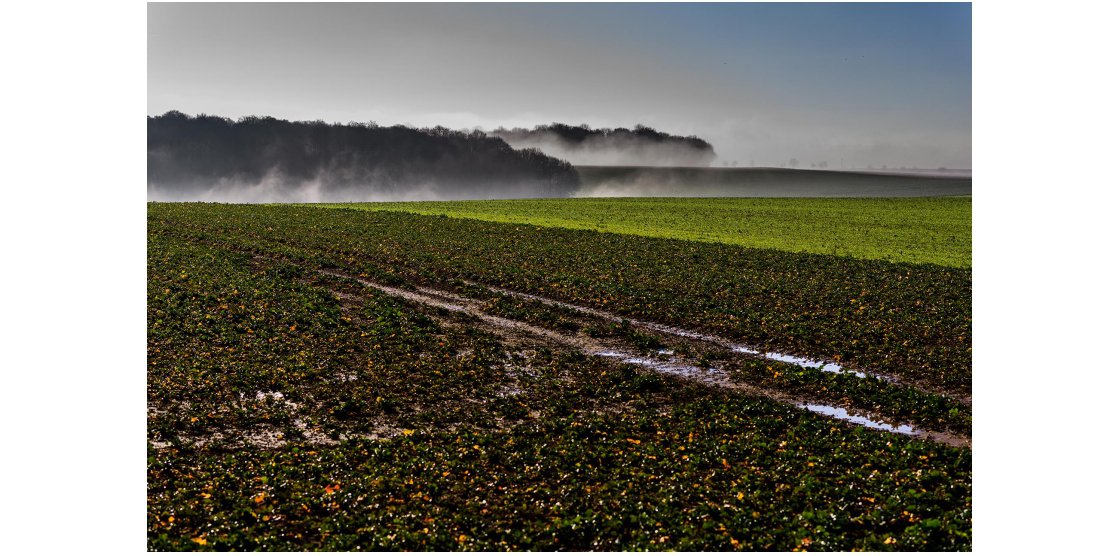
(321, 197, 972, 268)
(573, 166, 972, 198)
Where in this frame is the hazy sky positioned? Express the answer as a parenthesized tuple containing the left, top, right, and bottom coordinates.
(148, 2, 971, 169)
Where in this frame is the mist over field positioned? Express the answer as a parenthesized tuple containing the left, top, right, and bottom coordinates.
(146, 110, 971, 202)
(147, 112, 579, 202)
(146, 175, 568, 204)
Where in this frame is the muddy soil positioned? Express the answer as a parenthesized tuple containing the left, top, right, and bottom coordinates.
(314, 267, 970, 448)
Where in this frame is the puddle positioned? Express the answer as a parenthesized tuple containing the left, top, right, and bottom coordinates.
(595, 350, 725, 382)
(799, 404, 918, 435)
(732, 347, 868, 378)
(767, 353, 847, 375)
(643, 323, 725, 343)
(596, 350, 921, 437)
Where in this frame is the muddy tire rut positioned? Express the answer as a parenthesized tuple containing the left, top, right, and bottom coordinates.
(312, 266, 970, 448)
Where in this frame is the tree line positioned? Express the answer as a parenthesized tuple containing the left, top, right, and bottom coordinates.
(148, 111, 581, 201)
(490, 123, 717, 167)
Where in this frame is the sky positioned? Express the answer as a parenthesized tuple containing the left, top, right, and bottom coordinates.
(148, 2, 971, 169)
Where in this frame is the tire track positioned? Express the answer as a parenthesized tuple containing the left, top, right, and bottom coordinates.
(318, 269, 970, 447)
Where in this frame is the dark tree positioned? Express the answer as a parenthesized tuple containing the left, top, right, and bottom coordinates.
(148, 112, 581, 200)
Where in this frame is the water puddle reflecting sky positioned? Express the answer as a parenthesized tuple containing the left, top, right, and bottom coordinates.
(732, 347, 869, 378)
(799, 404, 918, 435)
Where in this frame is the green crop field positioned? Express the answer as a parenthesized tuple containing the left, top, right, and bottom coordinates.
(148, 202, 971, 551)
(320, 197, 971, 268)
